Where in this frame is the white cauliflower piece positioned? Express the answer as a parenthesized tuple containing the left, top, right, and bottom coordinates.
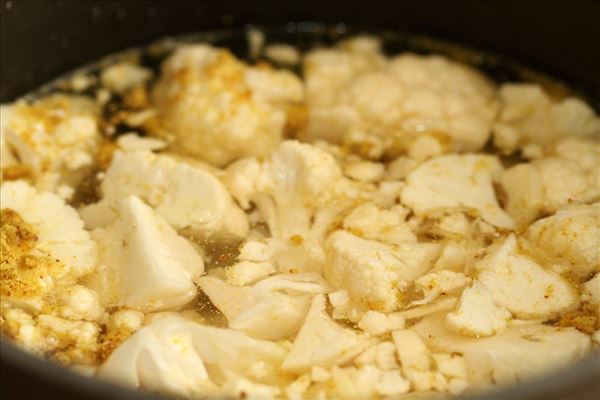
(197, 273, 328, 340)
(152, 44, 303, 166)
(58, 285, 104, 322)
(98, 316, 289, 397)
(225, 140, 369, 274)
(303, 37, 498, 157)
(225, 261, 276, 286)
(100, 61, 152, 93)
(343, 202, 416, 245)
(88, 195, 204, 311)
(343, 160, 385, 182)
(282, 294, 375, 373)
(414, 313, 591, 385)
(325, 230, 441, 312)
(445, 281, 511, 336)
(1, 181, 97, 310)
(355, 341, 400, 370)
(357, 311, 405, 336)
(413, 270, 470, 305)
(476, 234, 579, 320)
(493, 84, 600, 154)
(116, 133, 167, 152)
(582, 273, 600, 306)
(2, 308, 101, 364)
(328, 365, 410, 398)
(392, 329, 436, 391)
(80, 150, 248, 238)
(1, 95, 100, 190)
(402, 154, 515, 229)
(500, 137, 599, 224)
(527, 203, 600, 279)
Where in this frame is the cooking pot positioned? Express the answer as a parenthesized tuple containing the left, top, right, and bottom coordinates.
(1, 1, 599, 399)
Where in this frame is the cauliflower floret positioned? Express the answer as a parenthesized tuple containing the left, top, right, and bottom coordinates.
(1, 181, 97, 310)
(59, 285, 104, 322)
(327, 365, 410, 398)
(98, 315, 289, 397)
(357, 310, 406, 336)
(2, 308, 101, 365)
(343, 202, 416, 245)
(343, 160, 385, 182)
(152, 44, 304, 166)
(303, 38, 498, 158)
(100, 61, 152, 93)
(493, 84, 600, 154)
(1, 95, 100, 191)
(197, 273, 328, 340)
(392, 329, 437, 391)
(476, 235, 579, 320)
(80, 150, 248, 239)
(414, 313, 591, 385)
(445, 281, 511, 337)
(501, 134, 599, 225)
(282, 294, 376, 373)
(87, 195, 204, 311)
(582, 274, 600, 306)
(325, 230, 441, 313)
(225, 261, 276, 286)
(527, 203, 600, 279)
(264, 43, 301, 66)
(225, 140, 372, 274)
(413, 270, 470, 305)
(401, 154, 515, 229)
(355, 341, 400, 370)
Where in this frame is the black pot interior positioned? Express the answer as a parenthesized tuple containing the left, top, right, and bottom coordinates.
(1, 1, 599, 400)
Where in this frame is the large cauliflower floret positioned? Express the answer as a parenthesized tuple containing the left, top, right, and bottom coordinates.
(401, 154, 515, 229)
(414, 313, 591, 385)
(474, 234, 579, 320)
(526, 203, 599, 279)
(303, 37, 498, 158)
(87, 195, 204, 311)
(152, 44, 304, 166)
(0, 181, 97, 310)
(197, 273, 329, 340)
(493, 84, 600, 154)
(97, 315, 290, 398)
(325, 230, 441, 313)
(80, 150, 248, 239)
(225, 140, 372, 273)
(1, 95, 101, 191)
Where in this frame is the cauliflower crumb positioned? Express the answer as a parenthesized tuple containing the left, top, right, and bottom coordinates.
(100, 61, 152, 93)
